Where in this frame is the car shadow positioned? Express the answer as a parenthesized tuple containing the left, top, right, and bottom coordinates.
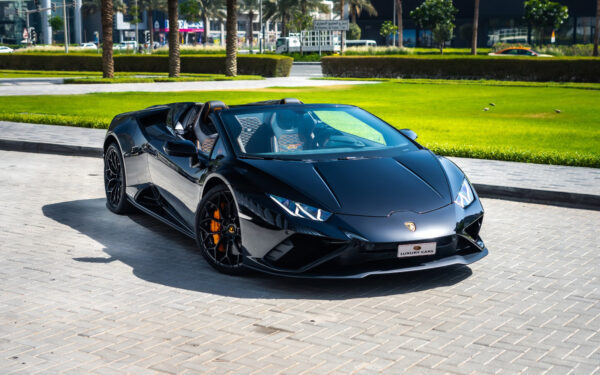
(42, 198, 472, 300)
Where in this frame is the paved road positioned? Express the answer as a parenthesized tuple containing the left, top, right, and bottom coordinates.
(1, 150, 598, 374)
(2, 121, 599, 198)
(0, 74, 360, 97)
(290, 64, 323, 78)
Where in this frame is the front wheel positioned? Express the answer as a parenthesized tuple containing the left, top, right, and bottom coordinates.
(104, 143, 133, 214)
(195, 186, 245, 275)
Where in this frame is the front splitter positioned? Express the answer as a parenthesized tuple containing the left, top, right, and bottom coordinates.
(243, 248, 489, 279)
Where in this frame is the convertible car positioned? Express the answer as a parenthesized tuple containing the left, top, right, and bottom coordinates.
(103, 99, 487, 278)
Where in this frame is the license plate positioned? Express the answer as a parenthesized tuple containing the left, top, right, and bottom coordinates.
(397, 242, 436, 258)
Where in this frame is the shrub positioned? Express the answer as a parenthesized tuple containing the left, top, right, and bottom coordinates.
(321, 56, 600, 82)
(0, 54, 293, 77)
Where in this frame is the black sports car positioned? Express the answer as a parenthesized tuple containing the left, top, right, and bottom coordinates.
(103, 98, 487, 278)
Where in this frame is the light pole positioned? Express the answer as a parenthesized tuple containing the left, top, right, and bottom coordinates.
(134, 0, 139, 51)
(259, 0, 263, 53)
(392, 0, 396, 47)
(63, 0, 69, 53)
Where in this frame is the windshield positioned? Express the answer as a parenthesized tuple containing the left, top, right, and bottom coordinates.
(219, 105, 418, 159)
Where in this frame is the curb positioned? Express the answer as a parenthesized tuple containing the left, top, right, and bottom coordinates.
(1, 139, 598, 211)
(292, 62, 322, 66)
(0, 139, 102, 158)
(474, 184, 600, 211)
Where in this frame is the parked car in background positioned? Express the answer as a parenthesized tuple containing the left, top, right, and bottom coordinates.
(346, 40, 377, 47)
(0, 46, 14, 53)
(80, 42, 98, 50)
(113, 41, 138, 51)
(488, 47, 552, 57)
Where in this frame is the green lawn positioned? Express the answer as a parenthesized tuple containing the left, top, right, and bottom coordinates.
(1, 80, 598, 167)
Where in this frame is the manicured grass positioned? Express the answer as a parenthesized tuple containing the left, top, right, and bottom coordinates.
(1, 80, 598, 167)
(0, 69, 262, 81)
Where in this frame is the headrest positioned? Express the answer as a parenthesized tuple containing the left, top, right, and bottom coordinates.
(200, 100, 228, 123)
(166, 102, 195, 129)
(279, 98, 303, 105)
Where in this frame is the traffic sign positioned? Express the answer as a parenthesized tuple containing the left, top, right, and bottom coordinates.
(313, 20, 349, 31)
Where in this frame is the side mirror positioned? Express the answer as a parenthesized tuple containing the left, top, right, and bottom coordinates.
(400, 129, 418, 141)
(164, 140, 197, 157)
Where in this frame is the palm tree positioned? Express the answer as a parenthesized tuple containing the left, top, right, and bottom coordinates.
(225, 0, 237, 76)
(100, 0, 115, 78)
(348, 0, 377, 25)
(199, 0, 225, 45)
(264, 0, 297, 38)
(396, 0, 402, 47)
(179, 0, 201, 43)
(168, 0, 180, 77)
(82, 0, 127, 16)
(471, 0, 479, 55)
(594, 0, 599, 56)
(241, 0, 260, 48)
(140, 0, 167, 46)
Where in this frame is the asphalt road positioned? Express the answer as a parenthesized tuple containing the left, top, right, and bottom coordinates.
(1, 150, 598, 374)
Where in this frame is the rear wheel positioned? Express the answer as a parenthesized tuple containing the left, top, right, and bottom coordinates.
(104, 143, 133, 214)
(195, 186, 245, 275)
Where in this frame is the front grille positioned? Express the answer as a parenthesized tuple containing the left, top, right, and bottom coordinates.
(264, 234, 346, 270)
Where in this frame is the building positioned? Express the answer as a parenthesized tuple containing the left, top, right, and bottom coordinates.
(356, 0, 598, 47)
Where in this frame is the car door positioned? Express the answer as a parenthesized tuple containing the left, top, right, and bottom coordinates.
(146, 105, 207, 230)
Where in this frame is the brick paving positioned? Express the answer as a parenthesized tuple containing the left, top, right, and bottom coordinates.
(0, 150, 599, 374)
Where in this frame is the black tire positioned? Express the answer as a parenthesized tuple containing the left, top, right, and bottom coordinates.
(195, 185, 245, 275)
(104, 143, 133, 214)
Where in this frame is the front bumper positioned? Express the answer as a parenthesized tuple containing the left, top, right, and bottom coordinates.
(237, 192, 487, 278)
(245, 246, 488, 279)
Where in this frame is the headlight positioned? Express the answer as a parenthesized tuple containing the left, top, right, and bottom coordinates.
(454, 179, 475, 208)
(269, 195, 332, 221)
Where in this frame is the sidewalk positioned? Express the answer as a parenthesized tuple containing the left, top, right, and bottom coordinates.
(1, 121, 598, 209)
(0, 76, 370, 96)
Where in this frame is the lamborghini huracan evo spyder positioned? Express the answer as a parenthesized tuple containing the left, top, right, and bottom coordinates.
(103, 99, 487, 278)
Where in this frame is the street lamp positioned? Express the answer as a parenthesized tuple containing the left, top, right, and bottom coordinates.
(259, 0, 263, 53)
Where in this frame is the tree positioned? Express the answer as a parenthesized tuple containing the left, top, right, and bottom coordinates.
(290, 11, 313, 54)
(264, 0, 295, 38)
(140, 0, 167, 46)
(241, 0, 260, 48)
(471, 0, 479, 55)
(100, 0, 114, 78)
(49, 15, 63, 38)
(168, 0, 180, 77)
(379, 20, 397, 46)
(396, 0, 403, 47)
(225, 0, 237, 76)
(410, 0, 458, 54)
(347, 22, 361, 40)
(179, 0, 201, 44)
(523, 0, 568, 45)
(348, 0, 377, 25)
(595, 0, 599, 56)
(82, 0, 127, 15)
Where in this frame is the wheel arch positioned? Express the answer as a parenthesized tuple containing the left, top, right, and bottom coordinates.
(103, 133, 121, 155)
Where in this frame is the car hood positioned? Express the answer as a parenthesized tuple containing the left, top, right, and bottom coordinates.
(241, 150, 452, 216)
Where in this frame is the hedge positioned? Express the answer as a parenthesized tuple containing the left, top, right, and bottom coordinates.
(321, 56, 600, 82)
(0, 54, 293, 77)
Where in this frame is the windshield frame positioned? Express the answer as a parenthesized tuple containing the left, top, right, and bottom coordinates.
(216, 104, 421, 161)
